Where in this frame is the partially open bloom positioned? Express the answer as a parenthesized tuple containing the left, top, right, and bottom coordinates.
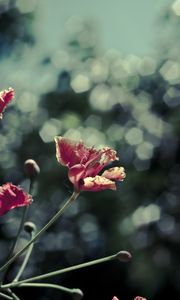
(0, 183, 33, 216)
(0, 87, 14, 119)
(112, 297, 147, 300)
(55, 136, 126, 192)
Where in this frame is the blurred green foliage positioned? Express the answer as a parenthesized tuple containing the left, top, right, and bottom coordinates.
(0, 1, 180, 300)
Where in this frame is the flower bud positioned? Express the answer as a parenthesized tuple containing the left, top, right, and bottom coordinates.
(24, 159, 40, 178)
(72, 289, 84, 300)
(24, 221, 36, 233)
(116, 250, 132, 262)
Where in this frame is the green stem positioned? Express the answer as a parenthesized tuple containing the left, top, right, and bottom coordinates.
(2, 252, 117, 288)
(6, 290, 21, 300)
(1, 206, 28, 283)
(13, 231, 35, 282)
(17, 282, 81, 296)
(6, 206, 28, 263)
(0, 292, 13, 300)
(0, 191, 79, 274)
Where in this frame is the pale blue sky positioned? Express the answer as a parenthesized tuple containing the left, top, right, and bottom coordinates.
(35, 0, 171, 56)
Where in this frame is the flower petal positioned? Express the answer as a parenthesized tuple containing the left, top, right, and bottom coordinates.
(0, 183, 32, 216)
(102, 167, 126, 181)
(55, 136, 88, 167)
(0, 87, 14, 119)
(80, 175, 116, 192)
(54, 136, 125, 193)
(68, 164, 86, 190)
(84, 147, 119, 177)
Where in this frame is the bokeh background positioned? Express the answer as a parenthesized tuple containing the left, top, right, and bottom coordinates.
(0, 0, 180, 299)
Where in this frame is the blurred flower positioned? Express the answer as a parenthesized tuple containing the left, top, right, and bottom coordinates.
(0, 87, 14, 119)
(112, 297, 147, 300)
(0, 183, 32, 216)
(55, 136, 125, 192)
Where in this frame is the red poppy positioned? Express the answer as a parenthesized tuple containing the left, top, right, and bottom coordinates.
(0, 87, 14, 119)
(112, 297, 147, 300)
(0, 183, 32, 216)
(55, 136, 125, 192)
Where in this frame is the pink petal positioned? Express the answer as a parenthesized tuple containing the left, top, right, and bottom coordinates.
(68, 164, 86, 191)
(0, 183, 32, 216)
(0, 87, 14, 119)
(80, 175, 116, 192)
(101, 147, 119, 162)
(54, 136, 125, 193)
(84, 147, 119, 177)
(55, 136, 87, 167)
(112, 297, 119, 300)
(102, 167, 126, 181)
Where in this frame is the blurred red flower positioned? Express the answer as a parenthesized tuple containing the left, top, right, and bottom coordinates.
(112, 297, 147, 300)
(0, 183, 32, 216)
(55, 136, 125, 192)
(0, 87, 14, 119)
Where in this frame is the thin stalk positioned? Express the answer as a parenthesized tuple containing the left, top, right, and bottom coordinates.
(6, 207, 28, 263)
(17, 282, 80, 296)
(6, 290, 21, 300)
(13, 231, 35, 282)
(0, 191, 79, 274)
(0, 292, 13, 300)
(2, 252, 117, 288)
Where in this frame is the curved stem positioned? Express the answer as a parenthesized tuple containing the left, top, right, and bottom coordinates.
(0, 191, 79, 274)
(13, 231, 35, 282)
(2, 252, 117, 288)
(17, 282, 80, 296)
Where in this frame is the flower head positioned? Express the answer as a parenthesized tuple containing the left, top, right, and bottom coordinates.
(0, 87, 14, 119)
(112, 297, 147, 300)
(55, 136, 126, 192)
(0, 183, 32, 216)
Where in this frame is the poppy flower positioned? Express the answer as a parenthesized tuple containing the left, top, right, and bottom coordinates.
(0, 183, 32, 216)
(112, 297, 147, 300)
(55, 136, 126, 192)
(0, 87, 14, 119)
